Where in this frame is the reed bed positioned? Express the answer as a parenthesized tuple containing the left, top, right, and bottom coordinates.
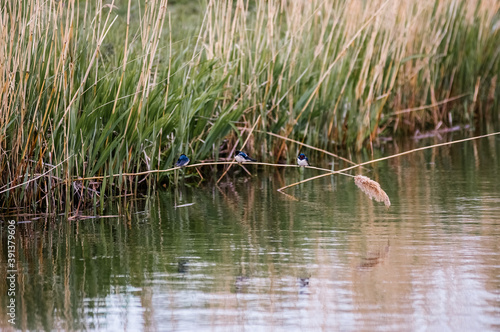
(0, 0, 498, 212)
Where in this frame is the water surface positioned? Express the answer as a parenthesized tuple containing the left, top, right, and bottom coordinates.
(1, 137, 500, 331)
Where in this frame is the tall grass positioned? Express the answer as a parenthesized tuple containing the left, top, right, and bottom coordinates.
(199, 0, 499, 152)
(0, 0, 499, 212)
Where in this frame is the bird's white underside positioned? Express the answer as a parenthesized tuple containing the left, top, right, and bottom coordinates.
(235, 155, 247, 163)
(297, 158, 309, 166)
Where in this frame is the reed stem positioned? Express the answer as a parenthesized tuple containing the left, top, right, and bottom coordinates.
(278, 132, 500, 192)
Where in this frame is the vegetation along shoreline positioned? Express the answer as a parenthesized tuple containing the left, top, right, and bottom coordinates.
(0, 0, 499, 213)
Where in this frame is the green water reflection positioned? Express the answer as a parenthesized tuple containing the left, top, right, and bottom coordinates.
(1, 137, 500, 331)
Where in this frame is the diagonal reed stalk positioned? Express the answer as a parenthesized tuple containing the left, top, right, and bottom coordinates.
(255, 130, 367, 170)
(390, 93, 470, 116)
(0, 156, 73, 194)
(277, 132, 500, 192)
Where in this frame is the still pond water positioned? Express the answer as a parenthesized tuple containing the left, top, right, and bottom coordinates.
(1, 136, 500, 331)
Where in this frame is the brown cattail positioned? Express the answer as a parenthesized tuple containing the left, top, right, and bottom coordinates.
(354, 175, 391, 207)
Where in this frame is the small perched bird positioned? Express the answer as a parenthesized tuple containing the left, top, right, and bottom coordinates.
(297, 153, 310, 167)
(234, 150, 256, 163)
(175, 154, 190, 167)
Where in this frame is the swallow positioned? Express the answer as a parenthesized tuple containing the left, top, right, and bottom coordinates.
(178, 259, 188, 273)
(175, 154, 190, 167)
(298, 277, 310, 287)
(297, 153, 310, 167)
(234, 150, 256, 163)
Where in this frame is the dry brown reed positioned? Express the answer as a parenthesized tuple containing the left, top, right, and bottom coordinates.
(71, 161, 335, 183)
(255, 130, 361, 168)
(354, 175, 391, 207)
(277, 131, 500, 192)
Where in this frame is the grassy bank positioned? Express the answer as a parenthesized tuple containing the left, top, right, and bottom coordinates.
(1, 0, 499, 212)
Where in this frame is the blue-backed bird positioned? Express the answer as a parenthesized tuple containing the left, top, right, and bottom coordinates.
(297, 153, 310, 167)
(235, 150, 256, 163)
(175, 154, 190, 167)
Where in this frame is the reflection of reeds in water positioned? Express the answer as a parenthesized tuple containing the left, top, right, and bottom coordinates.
(358, 242, 391, 270)
(354, 175, 391, 207)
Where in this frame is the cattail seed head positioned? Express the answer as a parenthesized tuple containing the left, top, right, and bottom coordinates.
(354, 175, 391, 207)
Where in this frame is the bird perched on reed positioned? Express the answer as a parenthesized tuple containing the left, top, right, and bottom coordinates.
(234, 151, 256, 163)
(175, 154, 190, 167)
(297, 153, 310, 167)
